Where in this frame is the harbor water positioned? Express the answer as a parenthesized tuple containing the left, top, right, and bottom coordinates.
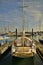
(0, 51, 43, 65)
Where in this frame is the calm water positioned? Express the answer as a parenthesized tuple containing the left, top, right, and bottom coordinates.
(0, 51, 43, 65)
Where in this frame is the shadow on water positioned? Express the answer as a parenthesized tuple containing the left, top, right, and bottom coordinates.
(0, 52, 43, 65)
(0, 47, 11, 60)
(12, 56, 34, 65)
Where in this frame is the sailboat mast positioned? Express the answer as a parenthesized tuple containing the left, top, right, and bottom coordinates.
(22, 0, 25, 32)
(8, 21, 9, 33)
(22, 0, 28, 46)
(22, 0, 25, 47)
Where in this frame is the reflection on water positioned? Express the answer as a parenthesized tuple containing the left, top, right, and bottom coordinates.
(0, 51, 43, 65)
(0, 53, 34, 65)
(12, 56, 34, 65)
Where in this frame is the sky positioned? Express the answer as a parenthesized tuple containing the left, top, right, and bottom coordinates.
(0, 0, 43, 33)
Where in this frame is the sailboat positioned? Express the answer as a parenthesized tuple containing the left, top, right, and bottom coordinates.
(39, 34, 43, 44)
(11, 0, 36, 58)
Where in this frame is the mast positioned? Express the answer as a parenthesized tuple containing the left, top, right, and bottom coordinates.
(5, 27, 6, 33)
(22, 0, 28, 46)
(22, 0, 25, 46)
(22, 0, 25, 33)
(19, 0, 28, 47)
(8, 21, 9, 33)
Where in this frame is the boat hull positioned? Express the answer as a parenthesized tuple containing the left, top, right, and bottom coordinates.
(12, 53, 35, 59)
(11, 37, 36, 58)
(11, 51, 36, 58)
(36, 48, 43, 60)
(39, 39, 43, 44)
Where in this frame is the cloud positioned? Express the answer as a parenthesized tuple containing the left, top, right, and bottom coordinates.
(24, 2, 42, 22)
(0, 0, 43, 32)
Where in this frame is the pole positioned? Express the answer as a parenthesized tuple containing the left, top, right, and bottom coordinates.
(16, 28, 17, 39)
(22, 0, 25, 47)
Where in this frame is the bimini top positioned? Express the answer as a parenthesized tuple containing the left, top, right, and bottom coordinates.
(14, 37, 33, 47)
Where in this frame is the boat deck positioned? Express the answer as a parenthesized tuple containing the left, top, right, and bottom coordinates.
(12, 47, 36, 58)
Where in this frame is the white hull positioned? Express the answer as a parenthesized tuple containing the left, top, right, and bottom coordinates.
(11, 37, 36, 58)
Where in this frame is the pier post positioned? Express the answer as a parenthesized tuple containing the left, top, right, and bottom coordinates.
(16, 28, 17, 39)
(32, 28, 33, 38)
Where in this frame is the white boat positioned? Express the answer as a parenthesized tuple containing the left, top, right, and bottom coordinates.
(0, 36, 10, 46)
(0, 36, 4, 40)
(11, 36, 36, 58)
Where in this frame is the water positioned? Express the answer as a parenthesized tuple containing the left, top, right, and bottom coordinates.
(0, 51, 43, 65)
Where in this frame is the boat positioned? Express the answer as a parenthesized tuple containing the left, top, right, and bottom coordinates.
(0, 36, 10, 46)
(0, 36, 4, 46)
(11, 36, 36, 58)
(11, 0, 36, 58)
(0, 36, 10, 54)
(39, 35, 43, 44)
(36, 44, 43, 60)
(39, 39, 43, 44)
